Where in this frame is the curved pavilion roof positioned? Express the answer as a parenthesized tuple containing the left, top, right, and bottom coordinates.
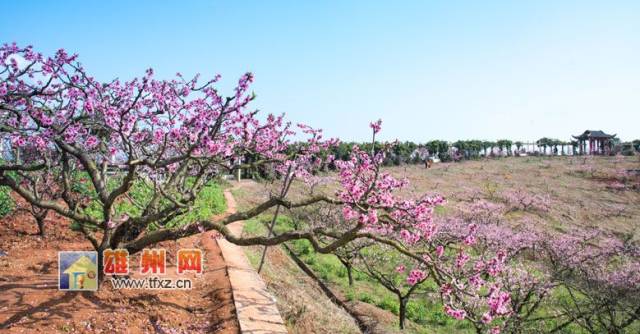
(572, 130, 616, 140)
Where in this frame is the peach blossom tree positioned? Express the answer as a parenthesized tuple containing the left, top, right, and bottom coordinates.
(7, 44, 635, 333)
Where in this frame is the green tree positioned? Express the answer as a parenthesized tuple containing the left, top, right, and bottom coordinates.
(482, 141, 494, 157)
(536, 138, 551, 155)
(515, 141, 523, 154)
(426, 140, 450, 161)
(468, 140, 483, 159)
(496, 139, 513, 156)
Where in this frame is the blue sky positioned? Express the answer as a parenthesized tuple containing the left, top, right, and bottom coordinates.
(2, 1, 639, 142)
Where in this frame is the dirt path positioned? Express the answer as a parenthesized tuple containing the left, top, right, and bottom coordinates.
(0, 197, 239, 333)
(217, 184, 288, 334)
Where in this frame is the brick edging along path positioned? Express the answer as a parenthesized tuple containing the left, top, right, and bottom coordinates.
(217, 188, 288, 334)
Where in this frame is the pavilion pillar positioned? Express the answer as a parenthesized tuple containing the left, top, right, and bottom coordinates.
(584, 140, 587, 155)
(599, 140, 603, 155)
(598, 140, 602, 155)
(596, 139, 603, 154)
(578, 141, 581, 155)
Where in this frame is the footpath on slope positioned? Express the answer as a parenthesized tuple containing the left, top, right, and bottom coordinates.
(218, 184, 289, 334)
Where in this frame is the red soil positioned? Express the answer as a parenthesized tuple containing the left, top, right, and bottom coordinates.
(0, 204, 239, 333)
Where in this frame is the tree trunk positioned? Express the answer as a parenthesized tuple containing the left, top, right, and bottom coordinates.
(337, 257, 354, 286)
(257, 167, 293, 273)
(36, 215, 45, 236)
(399, 296, 408, 330)
(97, 246, 106, 283)
(97, 234, 116, 283)
(257, 204, 282, 273)
(32, 207, 48, 236)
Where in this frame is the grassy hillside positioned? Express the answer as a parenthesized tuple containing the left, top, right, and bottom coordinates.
(233, 156, 640, 333)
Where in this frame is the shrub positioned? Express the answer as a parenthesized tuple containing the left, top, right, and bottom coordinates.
(376, 295, 399, 315)
(165, 182, 226, 228)
(0, 186, 14, 218)
(345, 289, 356, 301)
(358, 292, 375, 303)
(428, 308, 454, 326)
(406, 301, 429, 323)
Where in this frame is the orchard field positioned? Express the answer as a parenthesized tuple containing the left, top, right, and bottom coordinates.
(395, 156, 640, 237)
(235, 155, 640, 333)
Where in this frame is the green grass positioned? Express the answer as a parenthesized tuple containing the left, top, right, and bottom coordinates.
(0, 186, 14, 218)
(71, 176, 225, 231)
(166, 182, 226, 227)
(238, 156, 640, 333)
(242, 216, 473, 333)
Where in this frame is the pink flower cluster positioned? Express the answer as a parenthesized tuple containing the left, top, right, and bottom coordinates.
(501, 189, 551, 213)
(444, 305, 467, 320)
(369, 119, 382, 134)
(335, 144, 445, 242)
(0, 44, 338, 193)
(406, 269, 427, 285)
(487, 285, 511, 316)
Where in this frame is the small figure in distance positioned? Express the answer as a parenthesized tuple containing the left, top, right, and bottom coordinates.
(425, 158, 433, 169)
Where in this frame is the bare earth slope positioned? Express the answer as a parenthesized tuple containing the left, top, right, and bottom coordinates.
(0, 198, 238, 333)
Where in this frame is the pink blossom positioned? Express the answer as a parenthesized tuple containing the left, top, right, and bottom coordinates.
(41, 115, 53, 126)
(482, 312, 493, 324)
(487, 285, 511, 315)
(469, 274, 485, 289)
(455, 251, 470, 268)
(440, 283, 453, 296)
(85, 136, 99, 149)
(444, 305, 466, 320)
(463, 234, 476, 245)
(369, 119, 382, 134)
(406, 269, 427, 285)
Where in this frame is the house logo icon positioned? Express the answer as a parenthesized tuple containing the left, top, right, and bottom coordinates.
(58, 251, 98, 291)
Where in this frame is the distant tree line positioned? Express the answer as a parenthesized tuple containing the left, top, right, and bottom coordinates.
(320, 138, 640, 168)
(240, 138, 639, 178)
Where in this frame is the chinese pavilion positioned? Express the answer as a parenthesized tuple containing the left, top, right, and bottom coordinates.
(572, 130, 616, 155)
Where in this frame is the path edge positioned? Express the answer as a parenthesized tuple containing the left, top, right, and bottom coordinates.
(217, 188, 288, 334)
